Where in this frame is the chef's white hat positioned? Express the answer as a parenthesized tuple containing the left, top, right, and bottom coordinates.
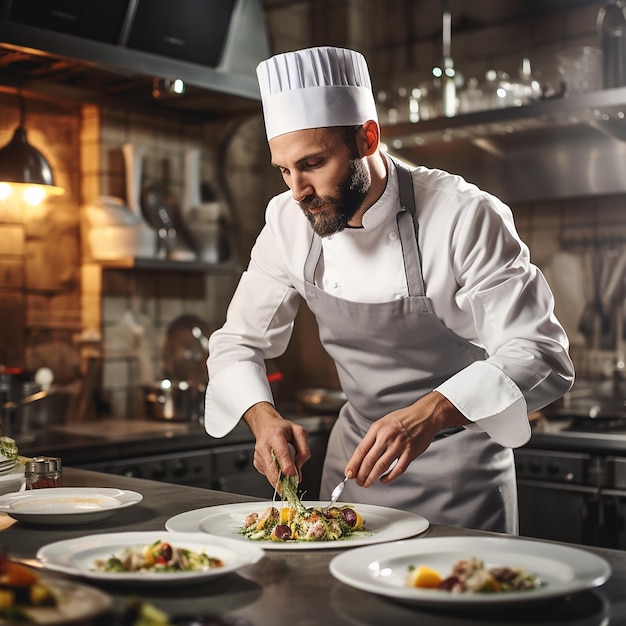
(256, 46, 378, 140)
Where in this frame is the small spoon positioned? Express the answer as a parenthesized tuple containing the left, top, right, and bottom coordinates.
(327, 476, 349, 509)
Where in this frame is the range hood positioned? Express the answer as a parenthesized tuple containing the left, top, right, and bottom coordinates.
(0, 0, 271, 117)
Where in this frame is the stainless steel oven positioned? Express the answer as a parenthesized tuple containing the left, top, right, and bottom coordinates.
(516, 378, 626, 548)
(515, 448, 601, 546)
(516, 419, 626, 549)
(79, 443, 278, 498)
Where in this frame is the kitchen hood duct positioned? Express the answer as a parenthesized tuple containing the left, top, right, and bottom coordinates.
(0, 0, 271, 102)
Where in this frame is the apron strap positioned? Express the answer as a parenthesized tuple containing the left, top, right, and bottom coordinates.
(392, 155, 416, 217)
(303, 231, 321, 297)
(389, 156, 426, 298)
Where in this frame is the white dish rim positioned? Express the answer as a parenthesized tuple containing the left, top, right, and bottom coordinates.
(329, 535, 612, 608)
(0, 487, 143, 522)
(37, 530, 265, 585)
(165, 500, 429, 550)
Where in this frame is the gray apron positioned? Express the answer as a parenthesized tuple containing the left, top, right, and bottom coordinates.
(304, 156, 517, 534)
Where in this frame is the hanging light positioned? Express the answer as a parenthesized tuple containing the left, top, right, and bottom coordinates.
(0, 90, 64, 206)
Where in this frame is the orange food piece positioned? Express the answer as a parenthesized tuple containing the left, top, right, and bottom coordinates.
(407, 565, 443, 589)
(279, 507, 295, 524)
(0, 561, 39, 588)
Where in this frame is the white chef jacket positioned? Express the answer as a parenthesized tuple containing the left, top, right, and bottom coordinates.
(205, 152, 574, 445)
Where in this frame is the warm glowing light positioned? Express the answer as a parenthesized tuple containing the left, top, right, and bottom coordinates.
(0, 181, 64, 205)
(23, 185, 47, 206)
(0, 182, 12, 200)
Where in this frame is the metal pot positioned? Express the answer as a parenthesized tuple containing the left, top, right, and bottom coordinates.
(143, 380, 206, 423)
(1, 379, 71, 440)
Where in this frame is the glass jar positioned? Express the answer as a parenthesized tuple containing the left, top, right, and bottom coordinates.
(24, 456, 62, 489)
(556, 46, 603, 95)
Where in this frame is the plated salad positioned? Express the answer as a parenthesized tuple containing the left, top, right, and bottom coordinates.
(241, 453, 366, 543)
(0, 548, 56, 620)
(406, 556, 541, 593)
(93, 539, 224, 574)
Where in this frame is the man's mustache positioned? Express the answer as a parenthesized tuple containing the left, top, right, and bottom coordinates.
(299, 196, 331, 211)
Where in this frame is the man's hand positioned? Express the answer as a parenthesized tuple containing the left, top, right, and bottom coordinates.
(345, 391, 470, 488)
(243, 401, 311, 487)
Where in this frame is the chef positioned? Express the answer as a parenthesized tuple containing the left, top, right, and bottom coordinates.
(204, 46, 574, 533)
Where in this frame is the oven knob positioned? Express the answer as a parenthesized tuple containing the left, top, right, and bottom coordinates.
(233, 451, 251, 469)
(547, 462, 560, 476)
(529, 460, 542, 473)
(151, 462, 167, 480)
(171, 459, 187, 477)
(122, 466, 142, 478)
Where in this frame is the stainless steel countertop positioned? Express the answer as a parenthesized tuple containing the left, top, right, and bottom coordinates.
(19, 413, 626, 472)
(527, 418, 626, 455)
(18, 414, 337, 464)
(3, 467, 626, 625)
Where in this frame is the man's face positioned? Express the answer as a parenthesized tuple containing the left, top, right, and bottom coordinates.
(269, 127, 371, 237)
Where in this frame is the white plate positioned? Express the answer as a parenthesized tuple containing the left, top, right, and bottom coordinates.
(0, 487, 143, 525)
(11, 576, 112, 625)
(0, 461, 17, 475)
(0, 463, 24, 495)
(37, 531, 265, 586)
(329, 536, 611, 609)
(165, 501, 429, 550)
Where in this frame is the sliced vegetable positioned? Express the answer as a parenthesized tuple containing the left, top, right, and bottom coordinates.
(405, 557, 541, 593)
(93, 539, 224, 573)
(240, 451, 367, 543)
(406, 565, 443, 589)
(0, 437, 18, 461)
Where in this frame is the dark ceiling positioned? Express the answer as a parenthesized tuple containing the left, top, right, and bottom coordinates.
(0, 45, 260, 122)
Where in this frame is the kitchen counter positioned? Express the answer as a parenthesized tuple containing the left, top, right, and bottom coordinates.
(18, 414, 337, 465)
(2, 467, 626, 625)
(528, 419, 626, 456)
(19, 415, 626, 468)
(18, 419, 248, 465)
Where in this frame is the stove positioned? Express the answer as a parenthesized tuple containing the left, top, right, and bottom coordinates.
(561, 416, 626, 434)
(517, 381, 626, 550)
(553, 378, 626, 419)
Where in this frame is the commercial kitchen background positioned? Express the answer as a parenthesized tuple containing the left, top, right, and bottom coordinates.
(0, 0, 626, 421)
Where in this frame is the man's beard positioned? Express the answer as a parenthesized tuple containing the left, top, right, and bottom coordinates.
(299, 158, 370, 237)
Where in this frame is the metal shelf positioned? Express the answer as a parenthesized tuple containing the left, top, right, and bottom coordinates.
(381, 87, 626, 203)
(381, 87, 626, 149)
(95, 257, 242, 273)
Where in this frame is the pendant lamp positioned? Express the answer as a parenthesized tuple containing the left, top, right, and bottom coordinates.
(0, 90, 64, 205)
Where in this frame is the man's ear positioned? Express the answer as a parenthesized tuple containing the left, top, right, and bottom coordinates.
(359, 119, 380, 156)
